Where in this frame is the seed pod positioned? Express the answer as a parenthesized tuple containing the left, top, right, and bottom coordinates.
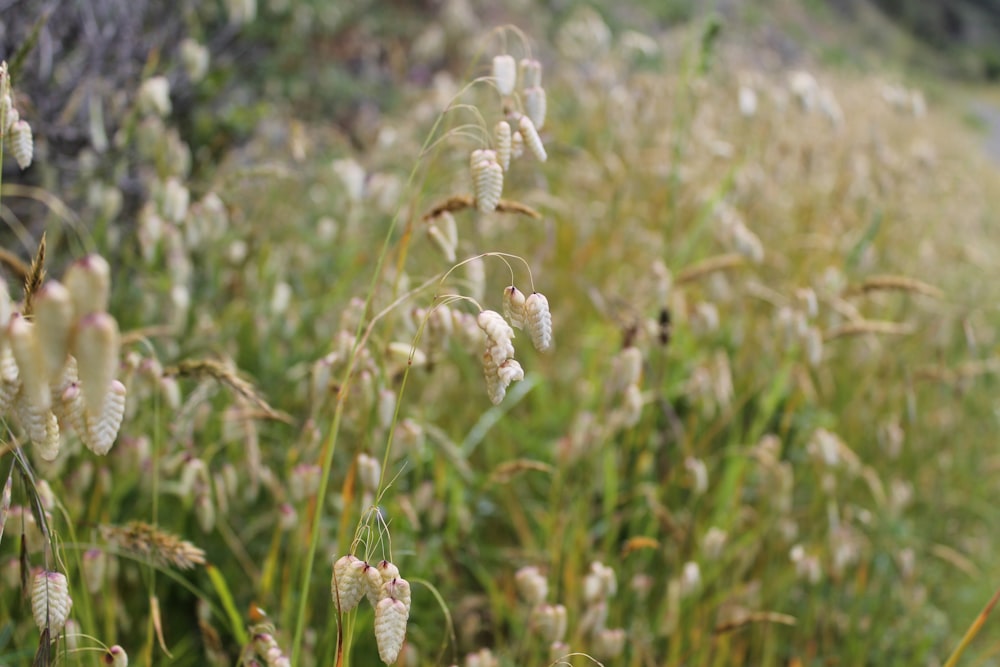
(33, 281, 74, 384)
(8, 315, 50, 411)
(515, 566, 548, 605)
(491, 55, 517, 96)
(73, 312, 121, 417)
(85, 380, 126, 455)
(374, 578, 411, 665)
(63, 254, 111, 318)
(524, 86, 547, 130)
(519, 58, 543, 89)
(32, 570, 72, 632)
(525, 292, 552, 351)
(494, 121, 512, 172)
(497, 358, 524, 386)
(477, 310, 514, 351)
(10, 119, 33, 170)
(518, 115, 546, 162)
(105, 645, 128, 667)
(332, 555, 368, 612)
(470, 149, 503, 213)
(82, 548, 107, 594)
(357, 453, 381, 493)
(502, 285, 527, 329)
(364, 561, 384, 608)
(511, 130, 524, 159)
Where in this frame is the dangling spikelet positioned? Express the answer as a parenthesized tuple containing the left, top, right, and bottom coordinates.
(470, 149, 503, 213)
(33, 281, 74, 384)
(524, 86, 547, 130)
(515, 566, 548, 605)
(35, 409, 61, 461)
(491, 55, 517, 96)
(85, 380, 126, 455)
(518, 115, 547, 162)
(477, 310, 515, 364)
(364, 561, 384, 608)
(426, 223, 456, 262)
(497, 358, 524, 385)
(494, 121, 512, 172)
(60, 382, 87, 442)
(374, 578, 411, 665)
(32, 570, 72, 633)
(502, 285, 527, 329)
(105, 644, 128, 667)
(511, 130, 524, 159)
(332, 555, 368, 612)
(525, 292, 553, 351)
(63, 255, 111, 317)
(0, 344, 20, 414)
(8, 315, 50, 411)
(519, 58, 543, 89)
(10, 119, 33, 170)
(73, 312, 121, 416)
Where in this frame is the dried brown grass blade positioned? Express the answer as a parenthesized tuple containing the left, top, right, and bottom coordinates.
(713, 611, 797, 635)
(164, 358, 292, 423)
(488, 459, 553, 484)
(151, 595, 173, 657)
(847, 274, 945, 299)
(422, 194, 541, 220)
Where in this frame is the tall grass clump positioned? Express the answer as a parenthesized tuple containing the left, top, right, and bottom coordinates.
(2, 3, 1000, 667)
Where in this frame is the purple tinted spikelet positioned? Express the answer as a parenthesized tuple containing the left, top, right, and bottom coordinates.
(73, 312, 121, 417)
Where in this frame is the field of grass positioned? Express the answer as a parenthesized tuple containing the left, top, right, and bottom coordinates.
(3, 2, 1000, 666)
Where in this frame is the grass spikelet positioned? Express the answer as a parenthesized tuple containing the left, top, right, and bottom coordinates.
(32, 569, 72, 633)
(502, 285, 527, 329)
(492, 54, 517, 96)
(524, 86, 547, 130)
(105, 644, 128, 667)
(10, 118, 33, 170)
(165, 358, 289, 422)
(374, 595, 409, 664)
(63, 254, 110, 317)
(73, 312, 120, 416)
(85, 379, 126, 455)
(332, 555, 367, 612)
(495, 120, 512, 171)
(9, 315, 50, 411)
(848, 274, 945, 299)
(518, 115, 546, 162)
(823, 319, 915, 341)
(99, 521, 206, 570)
(675, 253, 745, 285)
(488, 458, 553, 484)
(32, 281, 73, 383)
(471, 149, 504, 213)
(525, 292, 552, 351)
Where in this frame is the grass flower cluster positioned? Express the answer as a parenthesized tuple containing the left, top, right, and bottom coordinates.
(1, 3, 1000, 666)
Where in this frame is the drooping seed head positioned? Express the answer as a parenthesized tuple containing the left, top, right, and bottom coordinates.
(73, 312, 121, 417)
(470, 149, 503, 212)
(502, 286, 527, 329)
(8, 315, 50, 411)
(514, 565, 548, 605)
(519, 58, 543, 89)
(332, 555, 367, 612)
(518, 115, 546, 162)
(494, 120, 512, 172)
(374, 596, 409, 664)
(33, 281, 74, 383)
(491, 55, 517, 96)
(525, 292, 552, 351)
(10, 119, 33, 170)
(524, 86, 547, 130)
(63, 254, 111, 317)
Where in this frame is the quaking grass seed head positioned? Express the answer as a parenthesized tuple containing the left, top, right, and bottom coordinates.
(470, 149, 503, 213)
(32, 569, 72, 633)
(518, 115, 546, 162)
(491, 55, 517, 96)
(502, 286, 527, 329)
(525, 292, 552, 351)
